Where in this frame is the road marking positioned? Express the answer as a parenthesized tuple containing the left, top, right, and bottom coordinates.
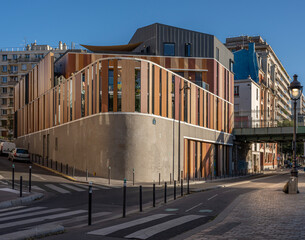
(208, 194, 218, 201)
(199, 209, 213, 213)
(0, 180, 8, 185)
(88, 214, 171, 236)
(0, 175, 4, 179)
(185, 203, 202, 212)
(66, 212, 112, 229)
(0, 208, 66, 222)
(0, 210, 86, 229)
(32, 174, 46, 181)
(45, 184, 71, 194)
(0, 207, 46, 217)
(0, 206, 25, 213)
(32, 186, 45, 192)
(165, 208, 179, 212)
(60, 184, 85, 192)
(0, 188, 21, 194)
(76, 185, 99, 191)
(125, 215, 204, 239)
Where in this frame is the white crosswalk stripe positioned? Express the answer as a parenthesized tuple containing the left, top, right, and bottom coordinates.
(45, 184, 71, 194)
(0, 207, 46, 217)
(0, 209, 86, 229)
(76, 184, 99, 191)
(60, 184, 85, 192)
(88, 214, 171, 236)
(125, 215, 204, 239)
(32, 185, 45, 192)
(0, 206, 25, 213)
(0, 208, 66, 222)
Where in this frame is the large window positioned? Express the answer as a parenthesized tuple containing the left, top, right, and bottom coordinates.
(108, 70, 113, 111)
(2, 66, 7, 72)
(234, 86, 239, 96)
(2, 55, 7, 61)
(163, 43, 175, 56)
(2, 77, 7, 83)
(135, 69, 141, 112)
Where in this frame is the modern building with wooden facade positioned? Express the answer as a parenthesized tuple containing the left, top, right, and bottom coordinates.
(14, 24, 234, 182)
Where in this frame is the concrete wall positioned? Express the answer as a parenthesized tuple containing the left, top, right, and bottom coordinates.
(16, 112, 233, 182)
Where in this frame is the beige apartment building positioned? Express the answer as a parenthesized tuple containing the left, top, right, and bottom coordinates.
(226, 36, 291, 170)
(0, 41, 69, 138)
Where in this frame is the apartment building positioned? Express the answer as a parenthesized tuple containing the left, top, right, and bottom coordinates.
(226, 36, 291, 170)
(0, 41, 68, 138)
(14, 24, 235, 182)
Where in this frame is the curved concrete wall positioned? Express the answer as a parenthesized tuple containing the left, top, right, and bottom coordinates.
(16, 112, 233, 182)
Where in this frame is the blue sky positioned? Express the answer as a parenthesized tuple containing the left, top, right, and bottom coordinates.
(1, 0, 304, 85)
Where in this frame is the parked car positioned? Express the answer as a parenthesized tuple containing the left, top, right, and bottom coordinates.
(1, 142, 16, 156)
(8, 148, 30, 162)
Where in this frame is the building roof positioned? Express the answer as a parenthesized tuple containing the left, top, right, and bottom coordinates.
(80, 42, 142, 53)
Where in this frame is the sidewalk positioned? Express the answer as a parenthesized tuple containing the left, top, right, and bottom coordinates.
(183, 172, 305, 240)
(0, 183, 43, 209)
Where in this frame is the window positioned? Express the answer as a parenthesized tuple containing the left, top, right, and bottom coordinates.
(2, 65, 7, 72)
(2, 99, 6, 105)
(21, 64, 27, 71)
(108, 70, 113, 111)
(13, 54, 17, 60)
(10, 66, 18, 72)
(216, 47, 219, 61)
(234, 86, 239, 96)
(229, 59, 233, 72)
(2, 110, 7, 115)
(2, 77, 7, 83)
(2, 88, 7, 93)
(25, 54, 30, 59)
(2, 55, 7, 61)
(256, 106, 258, 118)
(185, 43, 191, 57)
(163, 43, 175, 56)
(256, 89, 259, 100)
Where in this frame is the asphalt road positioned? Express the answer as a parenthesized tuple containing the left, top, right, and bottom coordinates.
(0, 157, 290, 239)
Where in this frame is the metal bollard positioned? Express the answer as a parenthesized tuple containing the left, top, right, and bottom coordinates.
(88, 182, 92, 225)
(12, 164, 15, 189)
(174, 180, 176, 200)
(66, 164, 68, 175)
(20, 176, 22, 197)
(108, 166, 111, 185)
(181, 179, 183, 196)
(133, 168, 135, 186)
(164, 182, 167, 203)
(73, 166, 75, 177)
(123, 178, 127, 217)
(29, 166, 32, 192)
(170, 173, 172, 185)
(153, 183, 156, 207)
(86, 169, 88, 181)
(139, 185, 142, 212)
(61, 163, 63, 173)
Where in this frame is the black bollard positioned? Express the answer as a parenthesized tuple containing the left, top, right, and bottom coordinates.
(123, 178, 127, 217)
(108, 166, 111, 185)
(20, 176, 22, 197)
(159, 173, 161, 185)
(61, 163, 63, 173)
(133, 169, 135, 186)
(88, 182, 92, 225)
(181, 179, 183, 196)
(12, 164, 15, 189)
(139, 185, 142, 212)
(66, 164, 68, 175)
(56, 161, 57, 170)
(86, 169, 88, 181)
(29, 166, 32, 192)
(164, 182, 167, 203)
(174, 180, 176, 200)
(51, 159, 52, 169)
(170, 173, 172, 185)
(153, 183, 156, 207)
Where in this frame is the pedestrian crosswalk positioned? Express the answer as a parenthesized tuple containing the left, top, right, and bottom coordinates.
(3, 180, 120, 195)
(88, 213, 207, 239)
(0, 205, 91, 237)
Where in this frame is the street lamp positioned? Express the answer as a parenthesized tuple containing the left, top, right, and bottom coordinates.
(288, 74, 303, 178)
(178, 80, 190, 183)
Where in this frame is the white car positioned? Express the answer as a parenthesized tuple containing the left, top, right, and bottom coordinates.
(8, 148, 30, 162)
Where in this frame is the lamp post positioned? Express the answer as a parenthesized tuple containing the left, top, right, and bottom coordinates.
(178, 80, 190, 182)
(288, 74, 303, 178)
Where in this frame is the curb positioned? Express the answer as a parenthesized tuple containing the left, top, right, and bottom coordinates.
(0, 193, 44, 209)
(0, 223, 64, 240)
(33, 163, 80, 182)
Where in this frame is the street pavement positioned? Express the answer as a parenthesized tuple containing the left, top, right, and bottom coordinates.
(0, 155, 299, 240)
